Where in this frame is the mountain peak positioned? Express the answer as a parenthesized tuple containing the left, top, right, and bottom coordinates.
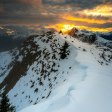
(67, 27, 79, 36)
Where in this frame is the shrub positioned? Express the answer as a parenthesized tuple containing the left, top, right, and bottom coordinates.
(60, 42, 69, 59)
(0, 93, 15, 112)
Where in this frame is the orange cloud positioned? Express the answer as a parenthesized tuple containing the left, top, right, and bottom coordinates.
(61, 14, 112, 24)
(77, 26, 112, 32)
(81, 3, 112, 17)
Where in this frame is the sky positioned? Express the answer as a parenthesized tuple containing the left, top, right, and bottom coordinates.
(0, 0, 112, 32)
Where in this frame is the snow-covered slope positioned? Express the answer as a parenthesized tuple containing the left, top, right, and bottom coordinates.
(0, 51, 13, 83)
(20, 33, 112, 112)
(0, 30, 112, 112)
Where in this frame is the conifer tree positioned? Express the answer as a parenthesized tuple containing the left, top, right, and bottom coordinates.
(60, 41, 69, 59)
(0, 93, 15, 112)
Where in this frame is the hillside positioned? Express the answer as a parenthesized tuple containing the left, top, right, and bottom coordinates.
(0, 29, 112, 112)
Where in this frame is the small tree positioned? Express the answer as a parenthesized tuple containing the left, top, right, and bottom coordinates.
(0, 93, 15, 112)
(60, 41, 69, 59)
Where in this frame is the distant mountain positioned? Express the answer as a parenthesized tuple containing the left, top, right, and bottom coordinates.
(0, 35, 24, 52)
(0, 25, 42, 52)
(67, 27, 112, 48)
(98, 32, 112, 41)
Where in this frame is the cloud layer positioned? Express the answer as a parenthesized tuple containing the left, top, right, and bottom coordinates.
(0, 0, 112, 32)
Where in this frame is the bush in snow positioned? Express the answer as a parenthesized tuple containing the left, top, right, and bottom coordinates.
(60, 41, 69, 59)
(0, 93, 15, 112)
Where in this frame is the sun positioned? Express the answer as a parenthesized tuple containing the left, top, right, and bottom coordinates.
(61, 24, 75, 32)
(45, 23, 75, 33)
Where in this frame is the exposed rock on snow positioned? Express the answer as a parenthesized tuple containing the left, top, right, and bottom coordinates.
(68, 28, 96, 44)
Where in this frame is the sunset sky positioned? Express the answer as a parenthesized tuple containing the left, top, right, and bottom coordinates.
(0, 0, 112, 32)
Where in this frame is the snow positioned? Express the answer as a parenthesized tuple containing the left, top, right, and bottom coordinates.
(17, 55, 23, 62)
(0, 31, 112, 112)
(7, 32, 79, 111)
(0, 51, 13, 83)
(19, 33, 112, 112)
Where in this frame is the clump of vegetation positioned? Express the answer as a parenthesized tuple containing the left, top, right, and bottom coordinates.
(60, 41, 69, 59)
(0, 93, 15, 112)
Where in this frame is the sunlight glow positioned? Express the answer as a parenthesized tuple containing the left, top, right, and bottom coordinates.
(60, 24, 75, 32)
(45, 24, 75, 33)
(45, 23, 112, 33)
(62, 15, 112, 24)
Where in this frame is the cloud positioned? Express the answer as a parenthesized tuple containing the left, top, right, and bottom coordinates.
(21, 0, 42, 5)
(42, 0, 112, 9)
(0, 0, 112, 32)
(79, 3, 112, 17)
(61, 14, 112, 24)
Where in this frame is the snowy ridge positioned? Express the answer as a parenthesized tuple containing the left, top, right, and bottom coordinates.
(8, 32, 81, 111)
(0, 30, 112, 112)
(0, 31, 78, 111)
(67, 28, 112, 48)
(20, 32, 112, 112)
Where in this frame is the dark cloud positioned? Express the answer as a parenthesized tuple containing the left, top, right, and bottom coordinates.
(42, 0, 112, 9)
(0, 0, 112, 31)
(0, 0, 41, 24)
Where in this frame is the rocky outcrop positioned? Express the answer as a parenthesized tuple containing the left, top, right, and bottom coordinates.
(68, 28, 78, 37)
(68, 27, 96, 44)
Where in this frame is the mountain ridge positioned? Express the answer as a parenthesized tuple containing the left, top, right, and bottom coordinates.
(0, 29, 112, 111)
